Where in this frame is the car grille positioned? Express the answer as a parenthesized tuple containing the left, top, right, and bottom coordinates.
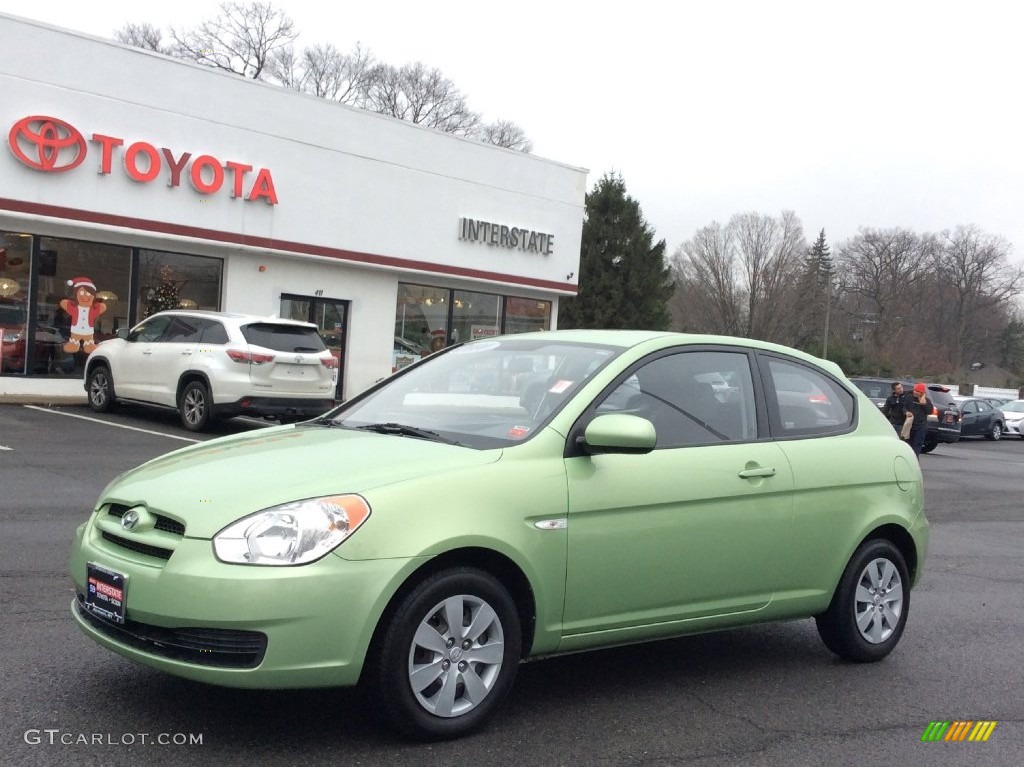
(100, 532, 174, 560)
(75, 596, 267, 669)
(107, 504, 185, 536)
(97, 503, 185, 562)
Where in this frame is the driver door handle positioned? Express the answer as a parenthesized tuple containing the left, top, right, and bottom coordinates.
(738, 467, 776, 479)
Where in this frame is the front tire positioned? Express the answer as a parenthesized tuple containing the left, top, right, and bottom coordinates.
(370, 568, 522, 741)
(86, 366, 115, 413)
(178, 380, 215, 432)
(816, 539, 910, 663)
(987, 422, 1002, 440)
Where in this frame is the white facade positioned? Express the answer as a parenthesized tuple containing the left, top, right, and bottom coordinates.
(0, 12, 586, 400)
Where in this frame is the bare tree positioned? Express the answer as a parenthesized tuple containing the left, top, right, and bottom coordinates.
(364, 62, 480, 136)
(478, 120, 533, 152)
(114, 22, 167, 53)
(298, 42, 376, 104)
(673, 222, 743, 335)
(934, 224, 1023, 367)
(169, 1, 297, 80)
(730, 210, 807, 342)
(834, 227, 928, 369)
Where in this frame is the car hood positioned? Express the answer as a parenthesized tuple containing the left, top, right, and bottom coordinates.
(100, 424, 502, 538)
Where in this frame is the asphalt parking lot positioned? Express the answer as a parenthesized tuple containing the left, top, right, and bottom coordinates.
(1, 403, 1022, 765)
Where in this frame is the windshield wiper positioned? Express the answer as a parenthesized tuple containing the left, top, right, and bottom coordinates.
(353, 422, 461, 445)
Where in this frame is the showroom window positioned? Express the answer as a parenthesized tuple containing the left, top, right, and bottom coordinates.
(504, 296, 551, 335)
(0, 234, 224, 378)
(0, 232, 33, 375)
(393, 283, 553, 370)
(138, 250, 223, 318)
(452, 290, 501, 343)
(34, 237, 132, 377)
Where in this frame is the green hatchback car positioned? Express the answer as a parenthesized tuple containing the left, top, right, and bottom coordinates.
(70, 330, 928, 739)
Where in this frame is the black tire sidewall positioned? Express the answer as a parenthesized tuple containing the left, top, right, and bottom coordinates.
(179, 381, 212, 432)
(373, 568, 521, 741)
(817, 539, 910, 663)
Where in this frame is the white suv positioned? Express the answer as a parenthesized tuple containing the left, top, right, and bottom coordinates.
(84, 310, 338, 431)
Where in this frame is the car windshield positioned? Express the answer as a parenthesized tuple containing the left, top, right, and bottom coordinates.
(1000, 400, 1024, 413)
(322, 337, 622, 449)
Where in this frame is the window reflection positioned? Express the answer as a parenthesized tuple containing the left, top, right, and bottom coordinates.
(138, 250, 222, 318)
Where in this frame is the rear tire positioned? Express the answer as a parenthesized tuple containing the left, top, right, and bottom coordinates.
(920, 441, 937, 454)
(86, 366, 115, 413)
(370, 568, 521, 741)
(816, 539, 910, 663)
(178, 380, 215, 432)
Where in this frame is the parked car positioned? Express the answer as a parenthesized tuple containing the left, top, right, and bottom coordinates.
(997, 400, 1024, 438)
(84, 310, 338, 431)
(954, 396, 1005, 440)
(0, 300, 76, 373)
(71, 331, 929, 740)
(847, 377, 961, 452)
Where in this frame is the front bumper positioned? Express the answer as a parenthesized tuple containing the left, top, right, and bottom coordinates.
(69, 521, 421, 689)
(1002, 420, 1024, 438)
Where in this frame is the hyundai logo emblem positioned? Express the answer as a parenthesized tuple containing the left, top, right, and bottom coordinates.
(121, 509, 140, 532)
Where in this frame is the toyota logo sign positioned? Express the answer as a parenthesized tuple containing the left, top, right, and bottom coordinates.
(6, 113, 278, 203)
(8, 115, 87, 173)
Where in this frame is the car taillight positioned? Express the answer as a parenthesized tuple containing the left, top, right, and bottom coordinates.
(226, 349, 275, 365)
(320, 354, 339, 369)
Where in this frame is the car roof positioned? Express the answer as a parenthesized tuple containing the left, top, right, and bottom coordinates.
(146, 310, 316, 328)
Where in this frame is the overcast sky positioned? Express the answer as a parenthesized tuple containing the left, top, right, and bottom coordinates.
(4, 0, 1023, 260)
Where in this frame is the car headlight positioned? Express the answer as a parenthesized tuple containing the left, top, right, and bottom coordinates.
(213, 494, 371, 566)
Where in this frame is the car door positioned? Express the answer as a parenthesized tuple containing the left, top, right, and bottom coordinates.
(115, 315, 173, 401)
(960, 400, 982, 436)
(560, 348, 794, 648)
(141, 315, 204, 406)
(756, 355, 868, 606)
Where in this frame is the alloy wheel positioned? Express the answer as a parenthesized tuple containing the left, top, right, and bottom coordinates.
(89, 372, 108, 408)
(853, 557, 904, 644)
(183, 388, 206, 426)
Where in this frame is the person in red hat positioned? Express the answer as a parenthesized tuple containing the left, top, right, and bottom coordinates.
(901, 382, 933, 456)
(60, 276, 107, 354)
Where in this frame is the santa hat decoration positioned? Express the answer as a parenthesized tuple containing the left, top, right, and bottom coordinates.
(67, 276, 96, 292)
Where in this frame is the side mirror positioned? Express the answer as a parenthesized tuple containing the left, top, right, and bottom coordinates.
(116, 328, 130, 340)
(577, 413, 656, 455)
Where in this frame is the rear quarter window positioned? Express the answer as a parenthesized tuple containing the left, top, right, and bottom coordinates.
(762, 357, 855, 436)
(242, 323, 326, 352)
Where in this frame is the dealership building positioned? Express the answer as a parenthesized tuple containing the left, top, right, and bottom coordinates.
(0, 12, 586, 402)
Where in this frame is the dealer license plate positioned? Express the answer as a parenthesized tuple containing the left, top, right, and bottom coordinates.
(85, 562, 127, 624)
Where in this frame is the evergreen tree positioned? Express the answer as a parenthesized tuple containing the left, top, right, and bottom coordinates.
(793, 229, 833, 354)
(559, 173, 673, 330)
(146, 265, 180, 316)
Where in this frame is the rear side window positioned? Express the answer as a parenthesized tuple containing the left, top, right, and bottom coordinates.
(241, 323, 326, 353)
(762, 357, 854, 436)
(200, 320, 229, 345)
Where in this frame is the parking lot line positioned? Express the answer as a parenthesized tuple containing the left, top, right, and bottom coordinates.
(23, 405, 201, 443)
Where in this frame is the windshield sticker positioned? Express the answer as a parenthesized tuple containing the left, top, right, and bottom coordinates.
(508, 426, 531, 439)
(548, 380, 573, 394)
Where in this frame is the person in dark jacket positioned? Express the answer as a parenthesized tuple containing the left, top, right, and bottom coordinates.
(903, 382, 932, 456)
(881, 381, 906, 432)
